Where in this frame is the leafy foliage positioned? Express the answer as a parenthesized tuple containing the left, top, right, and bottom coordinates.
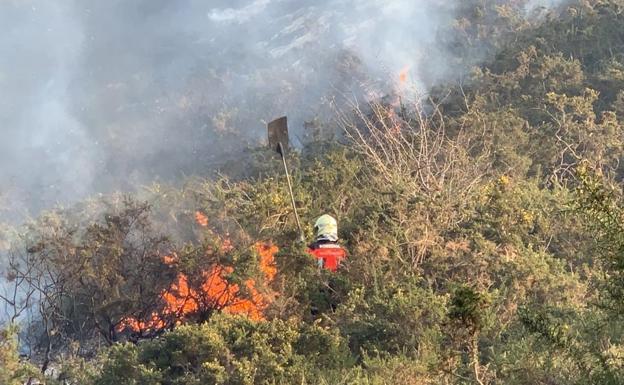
(90, 314, 350, 385)
(0, 326, 40, 385)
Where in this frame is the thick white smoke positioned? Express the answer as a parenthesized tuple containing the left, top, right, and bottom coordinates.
(0, 0, 565, 223)
(0, 2, 98, 221)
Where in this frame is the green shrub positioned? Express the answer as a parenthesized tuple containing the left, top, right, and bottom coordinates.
(0, 326, 40, 385)
(87, 314, 352, 385)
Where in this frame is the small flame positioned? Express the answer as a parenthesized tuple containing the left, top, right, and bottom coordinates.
(257, 243, 278, 282)
(195, 211, 209, 227)
(398, 65, 410, 86)
(162, 254, 178, 265)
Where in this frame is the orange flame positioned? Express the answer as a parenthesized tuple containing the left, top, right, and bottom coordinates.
(195, 211, 209, 227)
(398, 65, 410, 86)
(118, 242, 277, 333)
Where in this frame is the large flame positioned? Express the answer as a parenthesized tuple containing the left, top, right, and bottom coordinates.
(117, 212, 277, 334)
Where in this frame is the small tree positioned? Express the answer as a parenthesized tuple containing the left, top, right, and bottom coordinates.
(448, 285, 491, 385)
(4, 195, 175, 365)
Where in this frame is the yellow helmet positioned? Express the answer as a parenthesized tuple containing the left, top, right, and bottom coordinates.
(314, 214, 338, 241)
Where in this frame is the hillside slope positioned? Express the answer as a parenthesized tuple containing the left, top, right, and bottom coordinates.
(2, 1, 624, 384)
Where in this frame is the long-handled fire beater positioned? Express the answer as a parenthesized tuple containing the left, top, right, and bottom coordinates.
(267, 117, 346, 271)
(267, 116, 304, 242)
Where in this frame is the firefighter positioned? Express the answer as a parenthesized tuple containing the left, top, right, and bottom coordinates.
(307, 214, 346, 271)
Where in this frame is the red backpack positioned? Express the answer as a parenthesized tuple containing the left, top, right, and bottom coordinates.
(307, 242, 346, 271)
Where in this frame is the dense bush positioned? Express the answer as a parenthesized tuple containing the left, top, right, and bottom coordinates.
(88, 314, 351, 385)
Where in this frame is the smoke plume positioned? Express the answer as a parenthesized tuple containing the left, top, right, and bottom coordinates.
(0, 0, 564, 222)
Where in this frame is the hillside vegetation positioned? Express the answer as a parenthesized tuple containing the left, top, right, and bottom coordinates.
(3, 0, 624, 384)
